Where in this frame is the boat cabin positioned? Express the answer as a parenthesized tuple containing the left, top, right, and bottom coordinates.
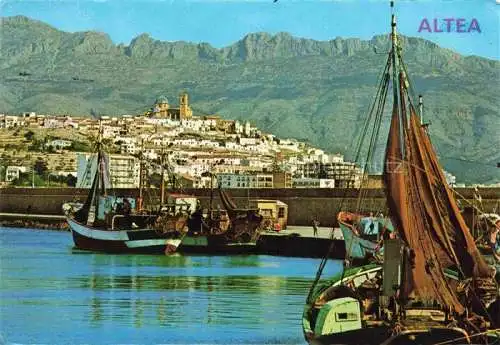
(99, 195, 137, 220)
(97, 195, 153, 229)
(356, 216, 394, 242)
(256, 199, 288, 230)
(165, 193, 198, 215)
(208, 209, 230, 232)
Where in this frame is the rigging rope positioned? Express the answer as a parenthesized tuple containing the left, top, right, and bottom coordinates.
(306, 52, 393, 304)
(431, 328, 500, 345)
(397, 58, 497, 325)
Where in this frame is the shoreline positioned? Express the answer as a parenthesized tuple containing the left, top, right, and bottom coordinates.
(0, 220, 68, 231)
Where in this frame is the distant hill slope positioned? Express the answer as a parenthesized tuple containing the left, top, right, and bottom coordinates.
(1, 15, 499, 184)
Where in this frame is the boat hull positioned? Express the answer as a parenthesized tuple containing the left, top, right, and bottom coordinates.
(67, 217, 182, 254)
(302, 264, 498, 345)
(310, 326, 497, 345)
(257, 233, 346, 259)
(178, 233, 258, 255)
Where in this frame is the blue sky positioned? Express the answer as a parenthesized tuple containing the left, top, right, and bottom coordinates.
(1, 0, 498, 60)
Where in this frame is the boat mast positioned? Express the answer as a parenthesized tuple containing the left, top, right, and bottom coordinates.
(160, 149, 165, 206)
(209, 169, 214, 217)
(87, 118, 103, 225)
(389, 0, 409, 314)
(418, 95, 424, 124)
(390, 1, 399, 116)
(138, 139, 145, 211)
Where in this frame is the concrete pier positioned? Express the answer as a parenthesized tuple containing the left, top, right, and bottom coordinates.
(268, 225, 343, 239)
(257, 226, 346, 259)
(1, 187, 498, 227)
(0, 212, 66, 220)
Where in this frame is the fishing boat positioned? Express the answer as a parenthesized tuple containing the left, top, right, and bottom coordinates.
(339, 200, 499, 263)
(301, 264, 491, 342)
(179, 187, 263, 254)
(302, 2, 499, 344)
(65, 126, 189, 255)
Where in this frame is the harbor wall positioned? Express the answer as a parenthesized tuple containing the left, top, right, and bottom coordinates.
(0, 187, 499, 226)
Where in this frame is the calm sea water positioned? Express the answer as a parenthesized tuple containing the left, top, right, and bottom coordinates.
(0, 227, 343, 344)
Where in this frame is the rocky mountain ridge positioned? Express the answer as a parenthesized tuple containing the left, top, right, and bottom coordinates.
(0, 15, 498, 184)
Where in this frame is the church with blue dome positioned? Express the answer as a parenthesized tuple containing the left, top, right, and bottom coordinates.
(149, 92, 193, 120)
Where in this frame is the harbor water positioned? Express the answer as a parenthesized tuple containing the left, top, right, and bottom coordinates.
(0, 227, 343, 344)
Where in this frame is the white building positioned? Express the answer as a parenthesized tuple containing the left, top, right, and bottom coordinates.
(77, 153, 140, 188)
(101, 125, 121, 139)
(239, 137, 258, 146)
(193, 176, 212, 189)
(180, 119, 215, 132)
(121, 142, 137, 155)
(217, 172, 274, 189)
(146, 118, 180, 127)
(295, 160, 361, 188)
(114, 137, 138, 155)
(5, 166, 28, 182)
(278, 139, 301, 152)
(1, 115, 24, 128)
(244, 121, 251, 136)
(46, 139, 72, 150)
(43, 117, 65, 129)
(292, 178, 336, 188)
(321, 153, 344, 164)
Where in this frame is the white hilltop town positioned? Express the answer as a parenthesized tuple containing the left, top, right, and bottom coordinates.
(0, 92, 463, 189)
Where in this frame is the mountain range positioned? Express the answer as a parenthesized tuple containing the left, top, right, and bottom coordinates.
(1, 15, 499, 184)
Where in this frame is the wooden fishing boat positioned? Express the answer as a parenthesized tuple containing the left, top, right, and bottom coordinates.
(302, 264, 473, 341)
(66, 214, 185, 254)
(65, 126, 189, 255)
(304, 253, 499, 344)
(302, 2, 499, 344)
(179, 188, 263, 254)
(339, 207, 499, 263)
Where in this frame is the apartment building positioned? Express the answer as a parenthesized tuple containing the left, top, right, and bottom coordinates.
(5, 166, 28, 182)
(77, 153, 140, 188)
(217, 172, 274, 189)
(292, 177, 336, 188)
(296, 161, 361, 188)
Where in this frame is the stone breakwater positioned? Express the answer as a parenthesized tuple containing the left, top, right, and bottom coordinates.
(0, 187, 499, 227)
(0, 219, 68, 231)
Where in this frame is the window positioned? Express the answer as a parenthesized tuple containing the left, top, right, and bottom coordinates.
(335, 312, 358, 322)
(278, 207, 285, 218)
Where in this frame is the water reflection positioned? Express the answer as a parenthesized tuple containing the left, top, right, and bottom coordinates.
(70, 253, 316, 329)
(81, 274, 312, 327)
(90, 297, 101, 325)
(72, 272, 311, 295)
(1, 228, 340, 344)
